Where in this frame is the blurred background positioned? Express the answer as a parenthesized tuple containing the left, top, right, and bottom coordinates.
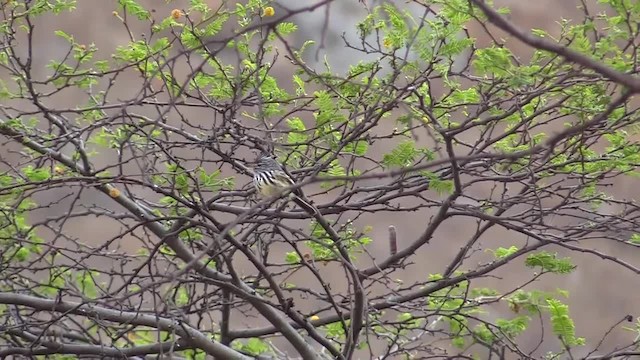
(2, 0, 639, 358)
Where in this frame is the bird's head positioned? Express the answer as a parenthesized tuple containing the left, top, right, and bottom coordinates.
(255, 154, 278, 171)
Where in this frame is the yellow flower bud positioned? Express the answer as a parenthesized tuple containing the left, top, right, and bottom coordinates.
(262, 6, 275, 17)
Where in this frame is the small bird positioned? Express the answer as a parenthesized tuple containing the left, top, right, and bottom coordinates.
(253, 154, 317, 214)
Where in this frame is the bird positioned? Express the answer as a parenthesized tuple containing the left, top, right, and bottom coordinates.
(253, 154, 318, 214)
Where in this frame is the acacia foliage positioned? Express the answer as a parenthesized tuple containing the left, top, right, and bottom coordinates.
(1, 0, 640, 359)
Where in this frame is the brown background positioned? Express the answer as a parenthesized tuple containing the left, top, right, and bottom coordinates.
(2, 0, 639, 358)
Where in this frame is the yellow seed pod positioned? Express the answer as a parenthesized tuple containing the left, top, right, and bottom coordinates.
(171, 9, 183, 20)
(109, 187, 121, 198)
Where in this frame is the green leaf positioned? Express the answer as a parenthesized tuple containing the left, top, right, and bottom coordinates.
(54, 30, 74, 43)
(492, 246, 519, 259)
(314, 90, 340, 126)
(447, 87, 480, 104)
(286, 117, 307, 147)
(276, 22, 297, 36)
(473, 324, 496, 343)
(496, 316, 529, 338)
(94, 60, 110, 72)
(381, 4, 409, 48)
(531, 28, 547, 37)
(397, 312, 423, 328)
(118, 0, 150, 20)
(0, 80, 11, 99)
(440, 37, 475, 57)
(243, 338, 270, 356)
(451, 335, 466, 349)
(284, 252, 301, 264)
(115, 40, 150, 63)
(14, 247, 30, 261)
(546, 299, 584, 347)
(307, 221, 370, 261)
(325, 160, 346, 178)
(22, 165, 51, 182)
(344, 140, 368, 156)
(473, 46, 513, 77)
(51, 0, 77, 13)
(382, 140, 417, 168)
(525, 252, 575, 274)
(324, 321, 347, 339)
(287, 117, 305, 131)
(204, 14, 229, 36)
(78, 271, 98, 299)
(292, 74, 306, 95)
(423, 171, 454, 195)
(191, 0, 210, 14)
(175, 287, 189, 306)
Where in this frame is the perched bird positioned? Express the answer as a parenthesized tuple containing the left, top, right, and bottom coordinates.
(253, 154, 317, 214)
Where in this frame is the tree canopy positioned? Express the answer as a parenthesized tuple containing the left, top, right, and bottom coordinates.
(1, 0, 640, 359)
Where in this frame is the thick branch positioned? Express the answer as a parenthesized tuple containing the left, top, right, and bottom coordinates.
(0, 293, 250, 359)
